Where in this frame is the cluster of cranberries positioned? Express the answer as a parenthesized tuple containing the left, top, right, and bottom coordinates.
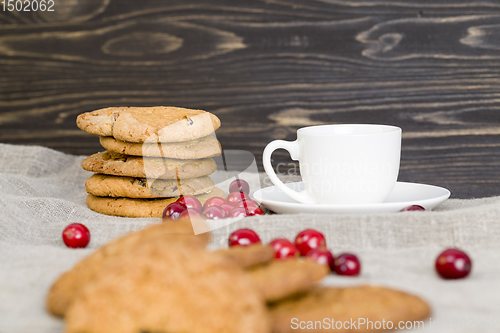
(228, 228, 361, 276)
(227, 228, 473, 279)
(163, 179, 264, 221)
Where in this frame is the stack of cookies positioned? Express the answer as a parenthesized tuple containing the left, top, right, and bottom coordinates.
(76, 106, 225, 217)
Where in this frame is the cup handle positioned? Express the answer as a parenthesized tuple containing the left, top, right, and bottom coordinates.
(263, 140, 317, 204)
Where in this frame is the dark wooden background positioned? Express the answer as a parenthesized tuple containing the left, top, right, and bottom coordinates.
(1, 0, 499, 198)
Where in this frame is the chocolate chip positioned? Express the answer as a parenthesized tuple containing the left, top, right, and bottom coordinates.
(172, 186, 178, 191)
(137, 179, 147, 188)
(185, 116, 194, 126)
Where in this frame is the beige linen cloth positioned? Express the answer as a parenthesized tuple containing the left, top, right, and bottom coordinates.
(1, 143, 500, 332)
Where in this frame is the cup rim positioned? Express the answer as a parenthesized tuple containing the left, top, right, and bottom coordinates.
(297, 124, 401, 137)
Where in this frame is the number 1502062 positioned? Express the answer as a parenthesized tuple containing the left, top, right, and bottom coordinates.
(2, 0, 54, 11)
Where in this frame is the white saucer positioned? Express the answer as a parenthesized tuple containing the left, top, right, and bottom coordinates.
(253, 181, 450, 214)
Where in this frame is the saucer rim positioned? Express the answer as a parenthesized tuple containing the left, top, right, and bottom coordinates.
(253, 181, 451, 211)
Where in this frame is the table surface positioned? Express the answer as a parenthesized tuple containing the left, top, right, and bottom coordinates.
(0, 0, 499, 199)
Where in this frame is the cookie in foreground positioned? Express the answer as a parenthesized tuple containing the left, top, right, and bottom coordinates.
(248, 258, 329, 303)
(214, 244, 275, 269)
(64, 242, 270, 333)
(269, 285, 431, 333)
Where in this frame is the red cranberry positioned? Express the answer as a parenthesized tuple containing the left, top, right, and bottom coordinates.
(203, 196, 227, 210)
(226, 191, 251, 204)
(229, 179, 250, 194)
(219, 203, 236, 214)
(236, 198, 258, 208)
(176, 195, 202, 212)
(244, 204, 265, 216)
(334, 253, 361, 276)
(294, 229, 326, 256)
(269, 238, 297, 259)
(400, 205, 425, 212)
(163, 201, 187, 220)
(435, 248, 472, 279)
(62, 223, 90, 248)
(202, 206, 227, 220)
(228, 228, 261, 247)
(236, 199, 264, 215)
(178, 208, 202, 220)
(229, 207, 249, 218)
(307, 249, 335, 271)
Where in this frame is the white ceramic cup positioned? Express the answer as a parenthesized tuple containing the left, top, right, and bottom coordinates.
(263, 124, 402, 205)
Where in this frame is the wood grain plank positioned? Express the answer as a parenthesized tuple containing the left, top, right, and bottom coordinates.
(0, 0, 499, 198)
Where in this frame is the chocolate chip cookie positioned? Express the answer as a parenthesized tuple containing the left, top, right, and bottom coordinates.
(85, 174, 215, 198)
(77, 106, 221, 143)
